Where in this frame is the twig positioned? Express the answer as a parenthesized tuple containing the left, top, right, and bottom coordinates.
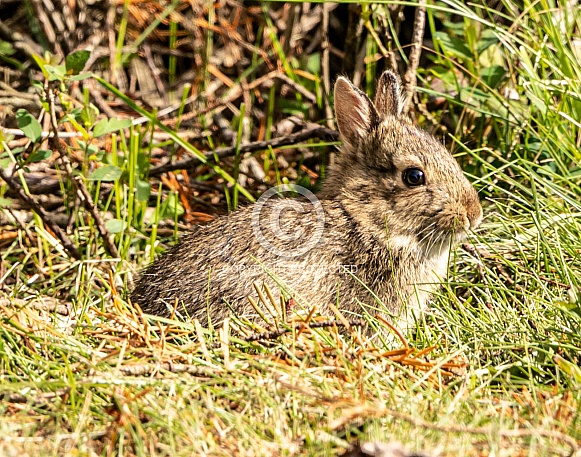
(47, 84, 119, 259)
(0, 167, 81, 260)
(242, 318, 365, 343)
(1, 431, 107, 444)
(1, 123, 208, 142)
(149, 125, 339, 177)
(143, 43, 169, 106)
(387, 4, 405, 72)
(1, 387, 70, 404)
(321, 2, 334, 129)
(115, 362, 215, 377)
(0, 96, 41, 110)
(0, 296, 71, 316)
(402, 0, 427, 115)
(343, 4, 363, 77)
(0, 19, 44, 57)
(30, 0, 64, 57)
(281, 4, 298, 56)
(276, 73, 317, 103)
(72, 175, 119, 258)
(106, 2, 118, 86)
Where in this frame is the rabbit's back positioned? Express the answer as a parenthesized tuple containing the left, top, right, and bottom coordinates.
(131, 198, 392, 323)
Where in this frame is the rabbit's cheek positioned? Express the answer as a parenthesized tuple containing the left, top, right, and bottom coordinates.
(388, 234, 418, 251)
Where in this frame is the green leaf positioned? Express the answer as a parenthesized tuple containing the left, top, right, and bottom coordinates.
(554, 355, 581, 384)
(63, 114, 89, 140)
(93, 118, 132, 138)
(80, 103, 100, 127)
(136, 178, 151, 202)
(0, 147, 11, 168)
(65, 50, 90, 75)
(16, 109, 42, 142)
(0, 196, 13, 207)
(88, 165, 123, 181)
(481, 65, 505, 89)
(76, 140, 100, 156)
(557, 299, 581, 319)
(105, 218, 126, 234)
(0, 40, 15, 56)
(477, 29, 499, 54)
(31, 54, 49, 79)
(306, 52, 321, 75)
(69, 73, 92, 81)
(435, 32, 473, 61)
(44, 64, 67, 81)
(27, 149, 52, 163)
(162, 193, 184, 219)
(442, 20, 465, 34)
(31, 80, 44, 91)
(459, 86, 492, 104)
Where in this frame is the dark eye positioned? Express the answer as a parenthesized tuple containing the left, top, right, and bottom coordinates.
(402, 167, 425, 187)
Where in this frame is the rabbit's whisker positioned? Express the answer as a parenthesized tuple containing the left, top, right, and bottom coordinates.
(415, 223, 435, 241)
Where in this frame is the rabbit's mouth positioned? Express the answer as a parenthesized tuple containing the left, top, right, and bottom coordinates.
(450, 223, 475, 243)
(450, 214, 477, 241)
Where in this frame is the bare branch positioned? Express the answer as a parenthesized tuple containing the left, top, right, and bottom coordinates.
(0, 167, 82, 260)
(149, 126, 339, 177)
(403, 0, 427, 115)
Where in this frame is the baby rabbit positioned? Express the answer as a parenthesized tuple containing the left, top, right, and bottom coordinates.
(130, 71, 483, 328)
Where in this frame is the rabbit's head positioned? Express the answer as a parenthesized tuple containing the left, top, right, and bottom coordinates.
(324, 71, 482, 256)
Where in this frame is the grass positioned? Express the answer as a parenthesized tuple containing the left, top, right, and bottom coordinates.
(1, 0, 581, 456)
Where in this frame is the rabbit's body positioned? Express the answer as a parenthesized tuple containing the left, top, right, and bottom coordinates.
(131, 71, 482, 327)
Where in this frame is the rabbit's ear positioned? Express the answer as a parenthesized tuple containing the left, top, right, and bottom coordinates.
(374, 70, 403, 117)
(334, 77, 379, 147)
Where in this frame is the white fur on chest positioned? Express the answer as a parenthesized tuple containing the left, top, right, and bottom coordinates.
(389, 234, 451, 330)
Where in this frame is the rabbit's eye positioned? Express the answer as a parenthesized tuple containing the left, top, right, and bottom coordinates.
(402, 167, 425, 187)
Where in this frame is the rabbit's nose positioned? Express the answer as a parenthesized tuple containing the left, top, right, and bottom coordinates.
(467, 202, 483, 230)
(461, 187, 483, 230)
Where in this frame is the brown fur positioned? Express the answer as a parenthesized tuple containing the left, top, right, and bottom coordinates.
(130, 71, 483, 327)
